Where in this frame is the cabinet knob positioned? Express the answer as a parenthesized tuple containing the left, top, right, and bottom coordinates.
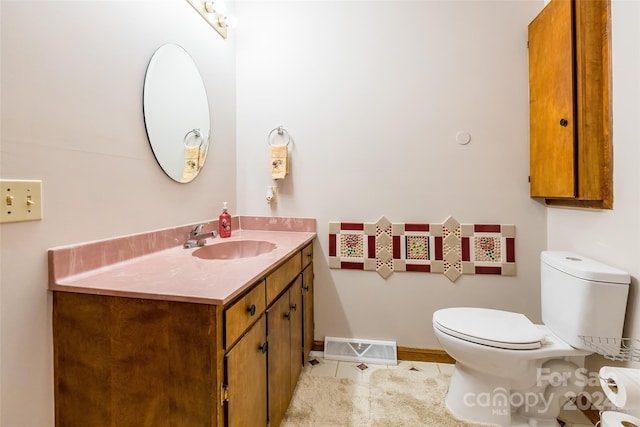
(559, 118, 568, 127)
(259, 342, 268, 354)
(284, 312, 291, 320)
(247, 304, 256, 316)
(290, 303, 297, 312)
(303, 285, 310, 292)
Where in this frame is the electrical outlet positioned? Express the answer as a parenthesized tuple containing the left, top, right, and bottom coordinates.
(1, 179, 43, 223)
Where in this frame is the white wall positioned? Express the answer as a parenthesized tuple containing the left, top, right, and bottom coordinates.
(236, 0, 547, 349)
(3, 0, 637, 424)
(0, 1, 236, 425)
(547, 0, 640, 370)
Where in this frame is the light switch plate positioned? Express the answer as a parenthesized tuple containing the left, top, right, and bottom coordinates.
(0, 179, 43, 223)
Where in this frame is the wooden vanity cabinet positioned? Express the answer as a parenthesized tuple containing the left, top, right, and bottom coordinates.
(266, 277, 303, 427)
(264, 248, 303, 427)
(220, 243, 314, 427)
(52, 293, 222, 427)
(223, 281, 268, 427)
(225, 314, 268, 427)
(302, 244, 314, 363)
(528, 0, 612, 209)
(289, 281, 304, 387)
(52, 240, 314, 427)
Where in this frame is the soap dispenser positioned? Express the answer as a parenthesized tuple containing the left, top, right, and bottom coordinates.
(219, 202, 232, 238)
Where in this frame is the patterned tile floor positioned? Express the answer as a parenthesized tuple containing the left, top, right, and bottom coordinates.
(302, 354, 595, 427)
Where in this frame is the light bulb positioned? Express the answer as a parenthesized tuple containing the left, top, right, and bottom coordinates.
(224, 15, 238, 29)
(204, 0, 226, 15)
(214, 1, 227, 14)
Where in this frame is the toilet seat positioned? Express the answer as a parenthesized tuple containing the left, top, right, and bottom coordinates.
(433, 307, 546, 350)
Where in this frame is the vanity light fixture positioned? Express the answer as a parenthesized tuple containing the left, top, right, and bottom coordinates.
(185, 0, 237, 39)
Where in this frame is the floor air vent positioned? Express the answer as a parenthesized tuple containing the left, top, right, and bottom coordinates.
(323, 337, 397, 365)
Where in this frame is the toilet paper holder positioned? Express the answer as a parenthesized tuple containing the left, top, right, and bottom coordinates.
(599, 375, 619, 394)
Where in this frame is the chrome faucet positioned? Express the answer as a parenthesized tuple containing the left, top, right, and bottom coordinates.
(184, 223, 218, 248)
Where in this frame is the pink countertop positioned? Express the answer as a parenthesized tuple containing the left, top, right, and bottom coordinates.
(49, 217, 316, 305)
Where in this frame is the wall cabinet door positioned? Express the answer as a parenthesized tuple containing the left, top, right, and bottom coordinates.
(225, 315, 268, 427)
(528, 0, 576, 199)
(528, 0, 612, 208)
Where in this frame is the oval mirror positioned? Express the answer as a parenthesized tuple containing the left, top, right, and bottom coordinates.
(143, 44, 211, 183)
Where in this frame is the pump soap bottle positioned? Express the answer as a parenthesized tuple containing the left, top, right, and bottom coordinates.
(219, 202, 232, 238)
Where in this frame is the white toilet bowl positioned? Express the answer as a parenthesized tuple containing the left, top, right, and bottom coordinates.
(433, 308, 589, 426)
(432, 252, 630, 427)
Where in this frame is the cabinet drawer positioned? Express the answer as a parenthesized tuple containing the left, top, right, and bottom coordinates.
(225, 281, 266, 348)
(266, 253, 301, 305)
(301, 242, 313, 268)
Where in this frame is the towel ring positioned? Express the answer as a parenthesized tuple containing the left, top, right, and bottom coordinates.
(267, 126, 291, 146)
(184, 128, 202, 148)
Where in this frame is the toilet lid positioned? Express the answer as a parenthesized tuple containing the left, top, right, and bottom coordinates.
(433, 307, 545, 350)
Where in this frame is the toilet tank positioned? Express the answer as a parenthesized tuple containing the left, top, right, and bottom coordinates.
(541, 251, 630, 351)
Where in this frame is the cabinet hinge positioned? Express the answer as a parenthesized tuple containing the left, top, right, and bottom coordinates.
(221, 384, 229, 404)
(526, 40, 529, 49)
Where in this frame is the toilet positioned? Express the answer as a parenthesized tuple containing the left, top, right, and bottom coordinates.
(433, 251, 630, 427)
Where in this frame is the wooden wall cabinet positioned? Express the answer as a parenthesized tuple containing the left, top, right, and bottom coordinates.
(53, 241, 315, 427)
(528, 0, 612, 209)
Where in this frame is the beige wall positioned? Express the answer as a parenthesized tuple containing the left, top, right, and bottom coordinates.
(2, 0, 638, 425)
(235, 0, 548, 349)
(0, 1, 236, 425)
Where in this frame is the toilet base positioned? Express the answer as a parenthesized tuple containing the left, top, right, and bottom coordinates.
(446, 363, 514, 426)
(446, 363, 564, 427)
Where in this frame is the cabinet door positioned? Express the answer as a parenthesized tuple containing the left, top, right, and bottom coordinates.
(267, 290, 292, 427)
(289, 277, 303, 391)
(266, 291, 291, 426)
(302, 264, 314, 364)
(528, 0, 576, 198)
(225, 315, 267, 427)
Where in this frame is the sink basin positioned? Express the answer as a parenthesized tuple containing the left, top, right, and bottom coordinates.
(192, 240, 277, 260)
